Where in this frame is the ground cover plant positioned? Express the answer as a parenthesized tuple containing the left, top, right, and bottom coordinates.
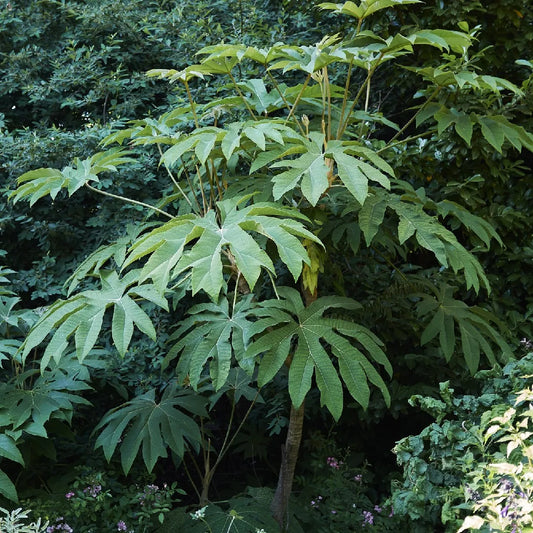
(0, 0, 532, 531)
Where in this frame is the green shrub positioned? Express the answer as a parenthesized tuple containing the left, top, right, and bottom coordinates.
(391, 350, 533, 532)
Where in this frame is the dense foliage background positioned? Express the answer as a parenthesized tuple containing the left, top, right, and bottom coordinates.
(0, 1, 531, 532)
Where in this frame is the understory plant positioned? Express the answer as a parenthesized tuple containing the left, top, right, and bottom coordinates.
(295, 455, 399, 532)
(25, 470, 183, 533)
(4, 0, 532, 530)
(392, 350, 533, 533)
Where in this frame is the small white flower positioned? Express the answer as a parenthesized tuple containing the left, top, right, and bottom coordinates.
(190, 506, 208, 520)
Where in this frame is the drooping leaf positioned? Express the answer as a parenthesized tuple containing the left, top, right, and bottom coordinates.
(0, 470, 18, 502)
(94, 384, 206, 474)
(167, 295, 257, 390)
(10, 149, 135, 205)
(358, 190, 388, 245)
(0, 435, 24, 466)
(417, 284, 512, 373)
(20, 271, 165, 364)
(0, 368, 91, 439)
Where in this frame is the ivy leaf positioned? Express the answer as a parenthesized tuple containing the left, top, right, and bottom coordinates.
(458, 516, 485, 533)
(246, 288, 391, 419)
(94, 384, 206, 475)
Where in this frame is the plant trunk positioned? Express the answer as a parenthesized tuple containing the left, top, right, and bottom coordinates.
(271, 401, 305, 531)
(199, 468, 213, 507)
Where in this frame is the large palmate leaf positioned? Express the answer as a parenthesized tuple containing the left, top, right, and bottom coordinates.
(270, 133, 392, 206)
(327, 142, 393, 204)
(320, 1, 422, 21)
(9, 149, 135, 206)
(64, 224, 148, 295)
(161, 119, 300, 174)
(417, 284, 513, 374)
(165, 295, 257, 391)
(0, 367, 89, 502)
(266, 36, 343, 74)
(356, 188, 492, 293)
(123, 197, 320, 299)
(20, 270, 168, 366)
(417, 105, 533, 152)
(0, 368, 91, 438)
(270, 132, 331, 205)
(94, 384, 206, 474)
(246, 288, 392, 420)
(391, 196, 491, 293)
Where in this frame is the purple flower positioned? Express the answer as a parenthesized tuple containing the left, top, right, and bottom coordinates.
(83, 484, 102, 497)
(331, 510, 337, 514)
(500, 479, 513, 492)
(374, 505, 382, 513)
(65, 491, 75, 499)
(117, 521, 128, 531)
(354, 474, 362, 482)
(327, 456, 340, 469)
(501, 505, 510, 518)
(47, 522, 72, 533)
(362, 510, 374, 526)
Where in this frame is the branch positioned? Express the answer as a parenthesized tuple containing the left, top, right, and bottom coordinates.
(85, 183, 174, 219)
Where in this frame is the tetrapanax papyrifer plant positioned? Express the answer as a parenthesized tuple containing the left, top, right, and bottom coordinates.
(7, 0, 533, 529)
